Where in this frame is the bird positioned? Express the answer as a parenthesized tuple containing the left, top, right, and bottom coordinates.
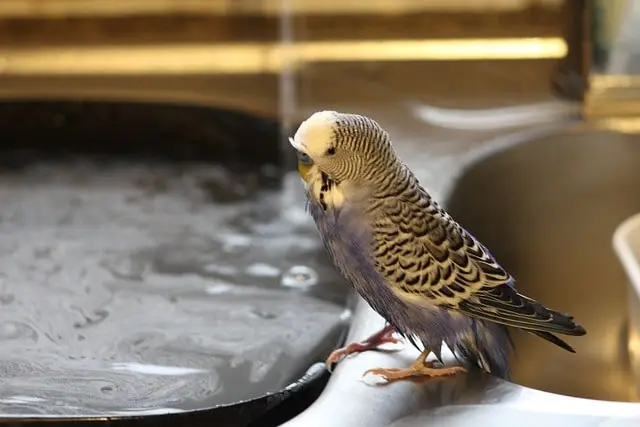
(289, 110, 586, 383)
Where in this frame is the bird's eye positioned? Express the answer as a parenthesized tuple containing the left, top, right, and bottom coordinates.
(297, 151, 313, 165)
(326, 147, 336, 155)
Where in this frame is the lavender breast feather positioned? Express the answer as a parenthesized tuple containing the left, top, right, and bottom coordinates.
(304, 189, 512, 377)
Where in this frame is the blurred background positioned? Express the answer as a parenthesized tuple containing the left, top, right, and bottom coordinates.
(0, 0, 581, 122)
(1, 1, 640, 426)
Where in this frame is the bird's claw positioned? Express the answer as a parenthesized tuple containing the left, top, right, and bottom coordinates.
(325, 348, 350, 371)
(325, 325, 403, 372)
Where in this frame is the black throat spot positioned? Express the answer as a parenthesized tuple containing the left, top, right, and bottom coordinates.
(319, 172, 337, 211)
(320, 172, 334, 192)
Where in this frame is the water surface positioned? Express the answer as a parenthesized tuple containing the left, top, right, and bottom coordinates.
(0, 160, 349, 416)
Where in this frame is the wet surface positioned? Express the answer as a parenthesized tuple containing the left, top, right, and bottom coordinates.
(0, 159, 349, 417)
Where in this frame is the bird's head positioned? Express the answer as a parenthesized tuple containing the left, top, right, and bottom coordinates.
(289, 110, 396, 188)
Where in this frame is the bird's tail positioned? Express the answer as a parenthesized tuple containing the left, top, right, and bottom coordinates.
(530, 330, 577, 353)
(453, 320, 513, 380)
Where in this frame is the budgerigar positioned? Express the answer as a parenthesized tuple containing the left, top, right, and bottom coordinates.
(290, 110, 586, 382)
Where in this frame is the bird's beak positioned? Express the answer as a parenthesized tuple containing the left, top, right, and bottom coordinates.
(289, 138, 313, 183)
(297, 162, 312, 183)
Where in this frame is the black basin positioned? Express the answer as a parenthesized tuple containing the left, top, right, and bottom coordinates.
(0, 100, 349, 426)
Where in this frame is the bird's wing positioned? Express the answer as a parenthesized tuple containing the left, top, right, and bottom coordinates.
(374, 190, 582, 335)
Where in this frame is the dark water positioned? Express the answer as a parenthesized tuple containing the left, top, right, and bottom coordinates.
(0, 160, 350, 416)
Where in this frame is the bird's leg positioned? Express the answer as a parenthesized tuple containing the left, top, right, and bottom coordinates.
(325, 324, 402, 370)
(363, 348, 467, 383)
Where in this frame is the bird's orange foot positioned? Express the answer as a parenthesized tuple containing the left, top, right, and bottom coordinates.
(325, 325, 402, 371)
(362, 349, 467, 384)
(363, 365, 467, 383)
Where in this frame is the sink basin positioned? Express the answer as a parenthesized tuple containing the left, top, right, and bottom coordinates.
(446, 127, 640, 402)
(0, 100, 349, 425)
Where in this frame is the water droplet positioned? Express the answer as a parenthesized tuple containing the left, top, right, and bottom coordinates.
(246, 263, 280, 277)
(339, 309, 353, 322)
(202, 263, 237, 275)
(280, 266, 318, 289)
(220, 234, 252, 253)
(205, 282, 234, 295)
(250, 309, 278, 320)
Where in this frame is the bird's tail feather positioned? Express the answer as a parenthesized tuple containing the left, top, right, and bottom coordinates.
(453, 320, 513, 380)
(530, 330, 576, 353)
(454, 323, 578, 380)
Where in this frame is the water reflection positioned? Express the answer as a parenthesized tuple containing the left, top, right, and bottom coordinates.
(0, 160, 348, 416)
(281, 266, 319, 289)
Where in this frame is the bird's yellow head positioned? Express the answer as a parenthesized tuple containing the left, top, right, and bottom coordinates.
(289, 110, 395, 185)
(289, 110, 339, 185)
